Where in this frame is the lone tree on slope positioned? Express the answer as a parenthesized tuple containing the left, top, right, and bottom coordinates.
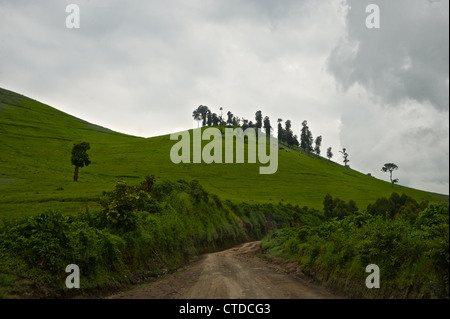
(263, 116, 272, 137)
(71, 142, 91, 182)
(300, 120, 313, 152)
(327, 147, 333, 161)
(340, 148, 349, 167)
(255, 110, 263, 130)
(381, 163, 399, 187)
(314, 135, 322, 155)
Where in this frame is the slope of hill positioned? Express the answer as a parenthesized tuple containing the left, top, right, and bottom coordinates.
(0, 87, 447, 220)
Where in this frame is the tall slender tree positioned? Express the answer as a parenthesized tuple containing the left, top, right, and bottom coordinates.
(226, 111, 234, 126)
(192, 109, 201, 127)
(263, 116, 271, 137)
(300, 120, 313, 152)
(277, 118, 284, 142)
(219, 107, 224, 123)
(340, 148, 349, 167)
(314, 135, 322, 155)
(241, 118, 249, 130)
(284, 120, 293, 146)
(255, 110, 263, 131)
(206, 110, 212, 126)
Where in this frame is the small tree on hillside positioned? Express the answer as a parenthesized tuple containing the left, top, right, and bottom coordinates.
(314, 135, 322, 155)
(219, 107, 224, 124)
(300, 120, 313, 152)
(263, 116, 271, 137)
(326, 147, 333, 161)
(192, 105, 210, 127)
(211, 113, 220, 126)
(340, 148, 349, 167)
(255, 110, 263, 130)
(382, 163, 399, 187)
(277, 118, 284, 142)
(71, 142, 91, 182)
(226, 111, 234, 126)
(192, 109, 202, 127)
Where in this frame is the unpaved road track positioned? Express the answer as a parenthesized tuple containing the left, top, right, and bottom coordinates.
(109, 241, 340, 299)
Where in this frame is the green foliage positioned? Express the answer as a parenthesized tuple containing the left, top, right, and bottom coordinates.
(261, 194, 449, 298)
(366, 192, 428, 220)
(323, 193, 358, 220)
(99, 178, 159, 231)
(71, 142, 91, 168)
(0, 176, 292, 297)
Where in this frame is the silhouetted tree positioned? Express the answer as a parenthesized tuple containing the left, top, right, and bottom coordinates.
(226, 111, 234, 126)
(211, 113, 220, 126)
(263, 116, 271, 137)
(300, 120, 313, 152)
(192, 109, 201, 127)
(284, 120, 296, 147)
(382, 163, 399, 187)
(277, 118, 284, 141)
(314, 135, 322, 155)
(285, 119, 292, 133)
(340, 148, 349, 167)
(192, 105, 210, 127)
(255, 110, 263, 130)
(219, 107, 224, 123)
(327, 147, 333, 161)
(242, 118, 249, 130)
(206, 110, 212, 126)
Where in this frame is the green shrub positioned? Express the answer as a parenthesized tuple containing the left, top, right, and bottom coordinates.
(0, 176, 298, 297)
(261, 197, 449, 298)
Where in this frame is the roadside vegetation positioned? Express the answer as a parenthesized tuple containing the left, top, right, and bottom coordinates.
(0, 176, 291, 298)
(260, 193, 449, 299)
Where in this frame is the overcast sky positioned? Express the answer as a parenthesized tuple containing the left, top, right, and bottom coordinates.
(0, 0, 448, 195)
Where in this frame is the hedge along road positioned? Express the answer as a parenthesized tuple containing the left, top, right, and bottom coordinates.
(108, 241, 341, 299)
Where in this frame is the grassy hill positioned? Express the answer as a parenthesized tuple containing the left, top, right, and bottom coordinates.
(0, 87, 448, 221)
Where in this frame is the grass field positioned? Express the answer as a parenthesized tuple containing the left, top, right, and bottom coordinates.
(0, 87, 448, 221)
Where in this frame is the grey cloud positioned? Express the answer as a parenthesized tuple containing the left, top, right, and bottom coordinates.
(1, 0, 447, 194)
(327, 0, 449, 111)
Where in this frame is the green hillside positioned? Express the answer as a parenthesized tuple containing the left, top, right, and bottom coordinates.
(0, 87, 447, 221)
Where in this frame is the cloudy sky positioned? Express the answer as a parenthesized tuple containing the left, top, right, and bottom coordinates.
(0, 0, 448, 195)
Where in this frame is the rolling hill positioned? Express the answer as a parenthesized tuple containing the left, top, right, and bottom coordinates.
(0, 87, 448, 221)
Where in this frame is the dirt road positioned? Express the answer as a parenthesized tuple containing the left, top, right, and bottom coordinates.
(109, 241, 340, 299)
